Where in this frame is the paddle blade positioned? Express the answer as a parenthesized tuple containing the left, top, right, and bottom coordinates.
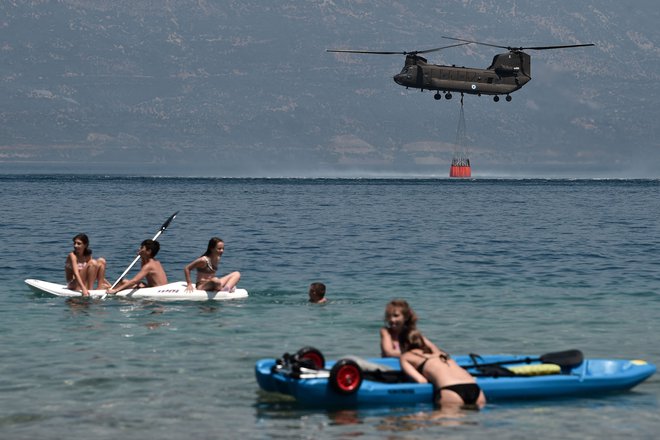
(161, 211, 179, 232)
(539, 349, 584, 368)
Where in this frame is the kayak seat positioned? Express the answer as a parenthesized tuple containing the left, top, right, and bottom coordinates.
(472, 363, 562, 377)
(472, 365, 517, 377)
(364, 369, 407, 383)
(508, 363, 562, 376)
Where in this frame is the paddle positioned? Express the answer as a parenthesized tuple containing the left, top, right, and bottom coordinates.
(109, 211, 179, 290)
(462, 349, 584, 370)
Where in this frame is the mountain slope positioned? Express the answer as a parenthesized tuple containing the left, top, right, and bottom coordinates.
(0, 0, 658, 176)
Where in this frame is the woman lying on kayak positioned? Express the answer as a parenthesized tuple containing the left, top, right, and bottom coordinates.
(184, 237, 241, 292)
(400, 329, 486, 408)
(65, 233, 110, 296)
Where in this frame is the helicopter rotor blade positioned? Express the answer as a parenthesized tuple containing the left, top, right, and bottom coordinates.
(326, 49, 408, 55)
(326, 42, 470, 56)
(442, 36, 594, 52)
(414, 42, 471, 54)
(518, 43, 595, 51)
(442, 36, 509, 50)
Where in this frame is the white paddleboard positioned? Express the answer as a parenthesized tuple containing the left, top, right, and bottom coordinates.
(25, 279, 248, 301)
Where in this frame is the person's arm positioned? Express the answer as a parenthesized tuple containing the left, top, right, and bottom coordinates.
(380, 327, 401, 358)
(422, 336, 443, 354)
(69, 253, 89, 296)
(183, 258, 203, 292)
(107, 263, 151, 294)
(400, 354, 428, 383)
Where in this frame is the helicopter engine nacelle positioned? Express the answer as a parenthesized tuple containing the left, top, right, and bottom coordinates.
(489, 52, 531, 78)
(404, 54, 427, 66)
(494, 65, 520, 77)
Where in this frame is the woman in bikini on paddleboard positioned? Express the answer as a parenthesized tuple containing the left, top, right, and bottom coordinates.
(184, 237, 241, 293)
(64, 233, 110, 296)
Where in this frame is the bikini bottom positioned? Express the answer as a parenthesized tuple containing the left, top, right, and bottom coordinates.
(435, 383, 481, 405)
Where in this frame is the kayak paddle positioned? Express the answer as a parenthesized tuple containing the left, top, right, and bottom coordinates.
(109, 211, 179, 290)
(463, 349, 584, 370)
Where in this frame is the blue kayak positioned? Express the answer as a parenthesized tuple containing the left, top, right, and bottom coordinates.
(255, 347, 656, 407)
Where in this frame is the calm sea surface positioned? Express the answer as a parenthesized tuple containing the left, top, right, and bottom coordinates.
(0, 175, 659, 439)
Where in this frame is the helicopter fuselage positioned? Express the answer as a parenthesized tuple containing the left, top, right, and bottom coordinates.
(393, 51, 531, 98)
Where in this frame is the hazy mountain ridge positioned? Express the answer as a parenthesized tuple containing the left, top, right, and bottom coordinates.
(0, 0, 658, 176)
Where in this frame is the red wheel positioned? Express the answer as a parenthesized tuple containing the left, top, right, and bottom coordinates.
(296, 346, 325, 370)
(329, 359, 363, 394)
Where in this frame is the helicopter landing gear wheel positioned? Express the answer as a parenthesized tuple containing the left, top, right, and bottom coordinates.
(505, 95, 512, 102)
(493, 95, 500, 102)
(445, 92, 452, 100)
(434, 92, 442, 100)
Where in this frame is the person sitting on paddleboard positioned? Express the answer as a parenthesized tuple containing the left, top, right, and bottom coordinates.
(65, 233, 110, 296)
(183, 237, 241, 293)
(400, 329, 487, 409)
(106, 239, 167, 294)
(380, 299, 440, 357)
(308, 282, 327, 303)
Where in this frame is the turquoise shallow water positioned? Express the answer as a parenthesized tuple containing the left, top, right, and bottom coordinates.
(1, 176, 659, 439)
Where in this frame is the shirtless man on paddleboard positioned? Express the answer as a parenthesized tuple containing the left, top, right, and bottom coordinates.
(106, 239, 167, 294)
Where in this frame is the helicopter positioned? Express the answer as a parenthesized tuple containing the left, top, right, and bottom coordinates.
(327, 36, 594, 102)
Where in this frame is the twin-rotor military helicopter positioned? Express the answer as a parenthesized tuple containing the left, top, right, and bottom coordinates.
(327, 36, 594, 102)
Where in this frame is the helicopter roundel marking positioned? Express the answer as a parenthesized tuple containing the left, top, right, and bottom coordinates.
(471, 84, 477, 90)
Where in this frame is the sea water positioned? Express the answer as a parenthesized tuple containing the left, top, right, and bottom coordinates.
(0, 175, 658, 439)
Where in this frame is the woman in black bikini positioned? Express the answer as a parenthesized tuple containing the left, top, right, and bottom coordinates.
(400, 329, 486, 408)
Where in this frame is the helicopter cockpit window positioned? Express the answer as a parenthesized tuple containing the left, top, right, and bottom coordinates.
(400, 66, 413, 79)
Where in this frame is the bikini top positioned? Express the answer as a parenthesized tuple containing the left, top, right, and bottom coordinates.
(65, 256, 88, 272)
(198, 256, 217, 274)
(413, 351, 451, 374)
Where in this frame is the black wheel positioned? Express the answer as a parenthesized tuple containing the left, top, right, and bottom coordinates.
(329, 359, 363, 395)
(506, 95, 512, 102)
(295, 346, 325, 370)
(445, 92, 452, 100)
(493, 95, 500, 102)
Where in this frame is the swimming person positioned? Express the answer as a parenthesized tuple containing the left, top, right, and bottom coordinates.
(65, 233, 110, 296)
(380, 299, 439, 357)
(106, 239, 167, 294)
(184, 237, 241, 292)
(400, 329, 486, 408)
(308, 282, 327, 303)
